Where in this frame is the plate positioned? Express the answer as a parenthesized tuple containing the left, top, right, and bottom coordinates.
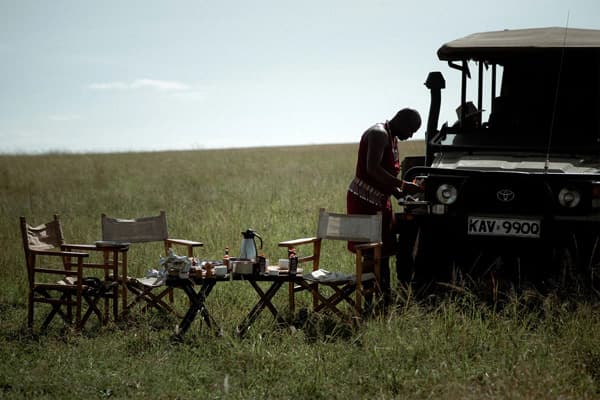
(267, 266, 303, 275)
(276, 268, 304, 274)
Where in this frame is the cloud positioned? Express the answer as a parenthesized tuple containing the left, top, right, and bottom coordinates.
(131, 79, 190, 90)
(88, 79, 191, 91)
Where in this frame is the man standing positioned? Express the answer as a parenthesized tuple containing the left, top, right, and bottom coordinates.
(347, 108, 422, 305)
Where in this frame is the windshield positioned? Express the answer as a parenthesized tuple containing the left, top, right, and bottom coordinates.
(439, 52, 600, 153)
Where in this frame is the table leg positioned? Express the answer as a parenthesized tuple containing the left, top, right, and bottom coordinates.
(111, 249, 119, 321)
(121, 251, 128, 317)
(175, 281, 218, 339)
(236, 280, 286, 338)
(196, 283, 220, 333)
(250, 280, 283, 318)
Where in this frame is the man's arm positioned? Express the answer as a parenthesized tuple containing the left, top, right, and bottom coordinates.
(365, 129, 422, 196)
(365, 129, 403, 190)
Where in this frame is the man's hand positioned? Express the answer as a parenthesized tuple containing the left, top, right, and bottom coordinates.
(401, 180, 423, 195)
(392, 187, 403, 199)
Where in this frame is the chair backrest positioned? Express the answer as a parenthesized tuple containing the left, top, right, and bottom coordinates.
(20, 215, 65, 252)
(101, 211, 168, 244)
(316, 209, 382, 243)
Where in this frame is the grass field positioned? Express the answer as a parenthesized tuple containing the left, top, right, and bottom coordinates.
(1, 141, 600, 399)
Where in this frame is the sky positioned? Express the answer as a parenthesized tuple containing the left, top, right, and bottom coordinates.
(2, 0, 600, 154)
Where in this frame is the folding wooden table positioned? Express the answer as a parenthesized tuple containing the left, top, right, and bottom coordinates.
(167, 272, 305, 340)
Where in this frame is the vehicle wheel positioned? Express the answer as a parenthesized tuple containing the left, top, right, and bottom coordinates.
(411, 225, 456, 288)
(558, 232, 600, 296)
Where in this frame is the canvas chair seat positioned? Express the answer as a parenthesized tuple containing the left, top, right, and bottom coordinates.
(106, 273, 166, 288)
(133, 276, 167, 287)
(279, 208, 383, 321)
(63, 276, 119, 293)
(122, 277, 178, 315)
(104, 271, 177, 316)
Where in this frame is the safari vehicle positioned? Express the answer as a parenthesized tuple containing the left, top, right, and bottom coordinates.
(398, 27, 600, 292)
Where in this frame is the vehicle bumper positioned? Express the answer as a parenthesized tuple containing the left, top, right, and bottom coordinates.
(395, 211, 600, 244)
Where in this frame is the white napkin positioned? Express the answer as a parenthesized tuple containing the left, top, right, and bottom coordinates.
(159, 249, 191, 273)
(136, 276, 166, 287)
(146, 268, 165, 278)
(303, 268, 376, 282)
(303, 269, 353, 282)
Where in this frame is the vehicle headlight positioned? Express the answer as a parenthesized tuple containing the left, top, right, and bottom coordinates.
(558, 187, 581, 208)
(436, 184, 458, 205)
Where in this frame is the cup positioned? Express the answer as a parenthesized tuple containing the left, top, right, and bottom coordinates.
(214, 265, 227, 277)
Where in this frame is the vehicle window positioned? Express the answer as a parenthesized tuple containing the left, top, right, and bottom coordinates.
(442, 52, 600, 152)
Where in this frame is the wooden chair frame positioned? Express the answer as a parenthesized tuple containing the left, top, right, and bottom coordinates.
(279, 208, 383, 319)
(100, 211, 203, 317)
(20, 215, 119, 330)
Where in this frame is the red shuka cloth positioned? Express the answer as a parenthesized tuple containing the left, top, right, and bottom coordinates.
(347, 123, 400, 255)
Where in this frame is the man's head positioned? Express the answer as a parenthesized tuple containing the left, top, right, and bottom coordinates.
(389, 108, 421, 140)
(455, 101, 481, 129)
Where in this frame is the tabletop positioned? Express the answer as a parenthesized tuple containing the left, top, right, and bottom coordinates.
(166, 265, 306, 285)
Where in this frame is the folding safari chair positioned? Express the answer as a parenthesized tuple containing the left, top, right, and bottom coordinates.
(20, 215, 120, 331)
(279, 208, 383, 320)
(100, 211, 203, 317)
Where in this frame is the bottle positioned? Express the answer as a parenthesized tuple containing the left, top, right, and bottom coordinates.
(258, 253, 266, 274)
(223, 247, 230, 272)
(190, 257, 200, 277)
(288, 248, 298, 276)
(205, 262, 213, 278)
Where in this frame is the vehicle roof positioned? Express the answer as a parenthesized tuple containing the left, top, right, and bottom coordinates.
(438, 27, 600, 60)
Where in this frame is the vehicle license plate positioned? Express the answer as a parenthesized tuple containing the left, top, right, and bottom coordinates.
(467, 216, 541, 238)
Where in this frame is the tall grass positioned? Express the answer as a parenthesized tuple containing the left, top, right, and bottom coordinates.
(1, 142, 599, 399)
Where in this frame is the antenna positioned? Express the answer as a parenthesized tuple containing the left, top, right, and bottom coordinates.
(544, 12, 570, 172)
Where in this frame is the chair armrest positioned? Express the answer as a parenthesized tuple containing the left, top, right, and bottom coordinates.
(30, 249, 89, 258)
(63, 244, 130, 260)
(62, 243, 100, 251)
(166, 238, 203, 247)
(353, 241, 383, 251)
(278, 237, 319, 247)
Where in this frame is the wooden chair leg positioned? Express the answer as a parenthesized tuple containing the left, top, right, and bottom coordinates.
(312, 285, 355, 319)
(355, 287, 362, 316)
(41, 301, 69, 331)
(123, 282, 181, 317)
(36, 291, 74, 330)
(28, 292, 34, 329)
(81, 294, 103, 326)
(140, 289, 179, 315)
